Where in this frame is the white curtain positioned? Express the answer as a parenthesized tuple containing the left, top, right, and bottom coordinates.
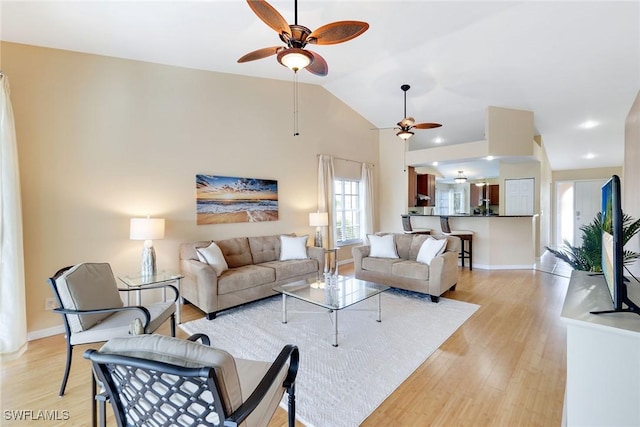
(0, 73, 27, 359)
(317, 155, 335, 248)
(360, 162, 374, 239)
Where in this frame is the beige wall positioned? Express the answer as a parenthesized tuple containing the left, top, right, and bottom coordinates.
(2, 42, 379, 335)
(552, 167, 622, 182)
(624, 90, 640, 275)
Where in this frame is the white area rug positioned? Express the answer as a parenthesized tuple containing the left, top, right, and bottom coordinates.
(180, 288, 479, 427)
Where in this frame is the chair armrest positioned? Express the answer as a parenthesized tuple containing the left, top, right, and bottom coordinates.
(307, 246, 325, 273)
(118, 284, 179, 303)
(186, 334, 211, 346)
(227, 345, 299, 425)
(54, 306, 151, 330)
(427, 251, 458, 296)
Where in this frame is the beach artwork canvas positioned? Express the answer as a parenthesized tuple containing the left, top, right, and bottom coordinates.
(196, 174, 278, 224)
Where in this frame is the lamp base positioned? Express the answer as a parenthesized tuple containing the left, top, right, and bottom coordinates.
(141, 241, 156, 277)
(314, 230, 323, 248)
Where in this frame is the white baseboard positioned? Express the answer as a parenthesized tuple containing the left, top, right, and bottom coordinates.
(27, 325, 65, 341)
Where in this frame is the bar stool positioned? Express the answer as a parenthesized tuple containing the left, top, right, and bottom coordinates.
(401, 214, 431, 235)
(440, 216, 473, 270)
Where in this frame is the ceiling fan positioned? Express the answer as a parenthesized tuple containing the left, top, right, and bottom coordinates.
(237, 0, 369, 76)
(395, 84, 442, 141)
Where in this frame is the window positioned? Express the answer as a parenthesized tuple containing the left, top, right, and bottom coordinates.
(334, 179, 361, 245)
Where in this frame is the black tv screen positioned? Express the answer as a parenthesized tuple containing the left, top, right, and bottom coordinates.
(593, 175, 639, 315)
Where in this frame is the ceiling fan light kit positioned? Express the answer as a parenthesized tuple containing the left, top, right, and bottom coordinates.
(277, 47, 313, 71)
(396, 130, 414, 140)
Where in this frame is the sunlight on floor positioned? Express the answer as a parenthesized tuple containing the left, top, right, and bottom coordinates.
(535, 249, 573, 278)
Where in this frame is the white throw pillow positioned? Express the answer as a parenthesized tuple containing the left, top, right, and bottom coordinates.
(368, 234, 399, 259)
(416, 237, 448, 265)
(196, 242, 228, 276)
(279, 235, 309, 261)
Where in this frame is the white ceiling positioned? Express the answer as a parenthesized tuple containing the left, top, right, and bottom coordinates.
(2, 1, 639, 181)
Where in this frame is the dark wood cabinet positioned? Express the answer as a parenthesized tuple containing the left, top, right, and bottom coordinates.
(489, 184, 499, 205)
(408, 167, 435, 207)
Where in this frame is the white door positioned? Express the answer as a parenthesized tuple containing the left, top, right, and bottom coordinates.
(573, 180, 605, 246)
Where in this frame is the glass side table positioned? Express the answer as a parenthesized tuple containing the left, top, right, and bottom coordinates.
(118, 270, 184, 324)
(324, 247, 340, 276)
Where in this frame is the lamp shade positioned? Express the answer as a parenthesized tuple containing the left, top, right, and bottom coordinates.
(454, 171, 467, 184)
(396, 130, 414, 141)
(277, 48, 313, 72)
(130, 218, 165, 240)
(309, 212, 329, 227)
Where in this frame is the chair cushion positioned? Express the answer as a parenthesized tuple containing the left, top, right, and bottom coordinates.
(217, 265, 276, 294)
(100, 335, 243, 416)
(55, 263, 123, 333)
(279, 235, 309, 261)
(197, 242, 229, 276)
(391, 260, 430, 280)
(260, 259, 318, 281)
(235, 358, 288, 427)
(416, 238, 447, 265)
(367, 234, 399, 259)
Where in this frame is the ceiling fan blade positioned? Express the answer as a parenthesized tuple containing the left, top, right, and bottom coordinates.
(237, 46, 282, 63)
(246, 0, 292, 38)
(307, 21, 369, 45)
(413, 122, 443, 130)
(306, 50, 328, 76)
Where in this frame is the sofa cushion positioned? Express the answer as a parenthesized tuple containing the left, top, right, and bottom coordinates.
(248, 235, 282, 264)
(196, 242, 229, 276)
(260, 259, 318, 281)
(279, 235, 309, 261)
(216, 237, 253, 268)
(362, 256, 401, 274)
(367, 234, 399, 258)
(217, 265, 276, 294)
(394, 234, 414, 260)
(391, 260, 430, 281)
(416, 238, 447, 265)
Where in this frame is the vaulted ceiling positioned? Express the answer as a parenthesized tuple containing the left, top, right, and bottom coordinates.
(2, 1, 639, 179)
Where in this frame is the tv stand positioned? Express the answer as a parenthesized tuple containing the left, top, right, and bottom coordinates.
(561, 271, 640, 426)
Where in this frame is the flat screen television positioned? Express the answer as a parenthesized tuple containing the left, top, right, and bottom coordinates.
(591, 175, 640, 315)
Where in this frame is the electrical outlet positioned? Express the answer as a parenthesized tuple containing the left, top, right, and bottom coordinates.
(45, 297, 57, 311)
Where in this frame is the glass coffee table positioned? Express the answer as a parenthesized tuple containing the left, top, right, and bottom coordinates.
(273, 276, 390, 347)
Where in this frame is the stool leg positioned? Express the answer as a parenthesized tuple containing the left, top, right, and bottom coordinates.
(469, 238, 473, 270)
(461, 241, 465, 268)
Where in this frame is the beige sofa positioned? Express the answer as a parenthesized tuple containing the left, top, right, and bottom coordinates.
(352, 233, 460, 302)
(180, 234, 325, 319)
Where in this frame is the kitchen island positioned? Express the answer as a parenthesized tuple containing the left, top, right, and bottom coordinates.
(408, 214, 536, 270)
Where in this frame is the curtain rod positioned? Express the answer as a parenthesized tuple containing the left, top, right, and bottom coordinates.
(317, 154, 375, 167)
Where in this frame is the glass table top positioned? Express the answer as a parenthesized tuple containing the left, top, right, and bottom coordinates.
(118, 270, 183, 288)
(273, 276, 389, 311)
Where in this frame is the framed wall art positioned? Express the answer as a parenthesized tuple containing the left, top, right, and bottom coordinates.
(196, 174, 279, 225)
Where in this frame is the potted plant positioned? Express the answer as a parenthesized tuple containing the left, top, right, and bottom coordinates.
(546, 212, 640, 272)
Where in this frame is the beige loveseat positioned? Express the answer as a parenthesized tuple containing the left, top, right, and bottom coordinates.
(352, 233, 460, 302)
(179, 234, 325, 319)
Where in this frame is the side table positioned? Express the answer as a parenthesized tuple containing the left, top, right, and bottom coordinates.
(324, 248, 340, 276)
(118, 271, 184, 324)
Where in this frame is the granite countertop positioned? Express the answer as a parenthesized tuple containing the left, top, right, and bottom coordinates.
(408, 214, 534, 218)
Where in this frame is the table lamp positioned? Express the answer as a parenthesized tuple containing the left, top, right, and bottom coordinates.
(309, 212, 329, 248)
(130, 217, 165, 276)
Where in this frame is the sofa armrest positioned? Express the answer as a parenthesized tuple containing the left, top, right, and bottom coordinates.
(427, 251, 459, 296)
(307, 246, 326, 273)
(179, 259, 219, 313)
(352, 245, 370, 273)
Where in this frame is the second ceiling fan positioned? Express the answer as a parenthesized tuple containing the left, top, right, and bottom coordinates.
(238, 0, 369, 76)
(395, 84, 442, 141)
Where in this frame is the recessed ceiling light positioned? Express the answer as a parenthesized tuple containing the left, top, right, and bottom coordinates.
(433, 137, 443, 144)
(432, 161, 439, 166)
(486, 156, 494, 161)
(580, 120, 599, 129)
(584, 152, 596, 159)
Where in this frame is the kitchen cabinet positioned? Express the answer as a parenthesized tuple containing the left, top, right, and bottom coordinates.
(470, 184, 499, 209)
(408, 167, 435, 207)
(489, 184, 499, 205)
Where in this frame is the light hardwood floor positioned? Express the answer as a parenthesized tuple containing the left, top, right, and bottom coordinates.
(1, 263, 570, 426)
